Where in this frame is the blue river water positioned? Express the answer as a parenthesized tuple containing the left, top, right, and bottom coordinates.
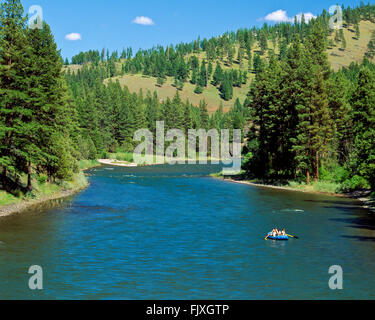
(0, 164, 375, 300)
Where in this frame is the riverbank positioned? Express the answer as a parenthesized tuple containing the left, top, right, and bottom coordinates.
(0, 185, 86, 218)
(0, 160, 101, 218)
(98, 157, 227, 167)
(98, 159, 138, 167)
(213, 174, 375, 212)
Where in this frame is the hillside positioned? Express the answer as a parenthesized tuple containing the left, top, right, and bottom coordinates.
(65, 20, 375, 113)
(104, 74, 249, 113)
(328, 20, 375, 70)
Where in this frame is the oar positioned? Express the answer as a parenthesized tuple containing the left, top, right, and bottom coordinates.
(265, 234, 270, 240)
(287, 234, 299, 239)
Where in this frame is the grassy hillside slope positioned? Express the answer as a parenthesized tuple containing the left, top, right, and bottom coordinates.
(105, 74, 249, 113)
(66, 21, 375, 113)
(328, 20, 375, 70)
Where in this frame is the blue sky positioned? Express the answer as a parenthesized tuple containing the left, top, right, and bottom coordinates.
(21, 0, 367, 60)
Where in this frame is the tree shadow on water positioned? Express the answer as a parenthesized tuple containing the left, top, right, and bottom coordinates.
(331, 216, 375, 231)
(341, 235, 375, 242)
(324, 205, 365, 212)
(304, 199, 362, 207)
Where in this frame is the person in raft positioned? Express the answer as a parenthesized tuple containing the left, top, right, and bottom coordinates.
(271, 228, 287, 237)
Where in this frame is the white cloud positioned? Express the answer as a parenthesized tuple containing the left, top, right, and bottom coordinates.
(264, 9, 316, 23)
(295, 12, 316, 23)
(265, 10, 291, 23)
(132, 16, 155, 26)
(65, 33, 82, 41)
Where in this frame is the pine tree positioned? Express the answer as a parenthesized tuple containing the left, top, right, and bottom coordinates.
(220, 74, 233, 101)
(227, 45, 235, 66)
(207, 62, 213, 80)
(334, 30, 341, 44)
(212, 63, 223, 86)
(286, 35, 333, 183)
(247, 54, 288, 178)
(285, 37, 316, 183)
(351, 67, 375, 188)
(278, 39, 288, 61)
(145, 91, 160, 139)
(183, 101, 192, 135)
(259, 30, 268, 55)
(191, 67, 197, 85)
(253, 54, 263, 73)
(157, 76, 165, 87)
(355, 23, 361, 39)
(341, 32, 347, 51)
(27, 22, 80, 184)
(327, 72, 352, 163)
(199, 100, 209, 129)
(300, 13, 306, 42)
(238, 47, 244, 67)
(198, 60, 207, 87)
(309, 69, 333, 181)
(194, 85, 203, 94)
(0, 0, 33, 189)
(170, 91, 184, 130)
(305, 20, 331, 80)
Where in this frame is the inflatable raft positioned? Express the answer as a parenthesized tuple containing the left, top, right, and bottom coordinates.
(267, 233, 289, 241)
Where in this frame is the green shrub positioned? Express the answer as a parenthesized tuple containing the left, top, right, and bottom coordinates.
(210, 172, 224, 178)
(37, 183, 60, 195)
(56, 172, 88, 190)
(0, 191, 20, 205)
(100, 151, 110, 159)
(115, 152, 134, 162)
(341, 175, 370, 192)
(37, 174, 48, 185)
(333, 166, 350, 184)
(312, 181, 341, 193)
(194, 86, 203, 94)
(288, 181, 305, 189)
(319, 163, 350, 184)
(242, 152, 253, 166)
(78, 160, 100, 170)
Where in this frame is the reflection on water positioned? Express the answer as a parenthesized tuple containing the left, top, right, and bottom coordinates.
(0, 164, 375, 300)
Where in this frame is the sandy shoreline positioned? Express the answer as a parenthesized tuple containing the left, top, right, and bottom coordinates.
(97, 158, 225, 167)
(220, 177, 375, 212)
(97, 159, 138, 167)
(223, 178, 341, 195)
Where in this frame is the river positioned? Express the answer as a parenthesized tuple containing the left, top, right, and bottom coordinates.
(0, 164, 374, 300)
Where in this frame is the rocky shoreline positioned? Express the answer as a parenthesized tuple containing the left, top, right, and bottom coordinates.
(0, 186, 88, 218)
